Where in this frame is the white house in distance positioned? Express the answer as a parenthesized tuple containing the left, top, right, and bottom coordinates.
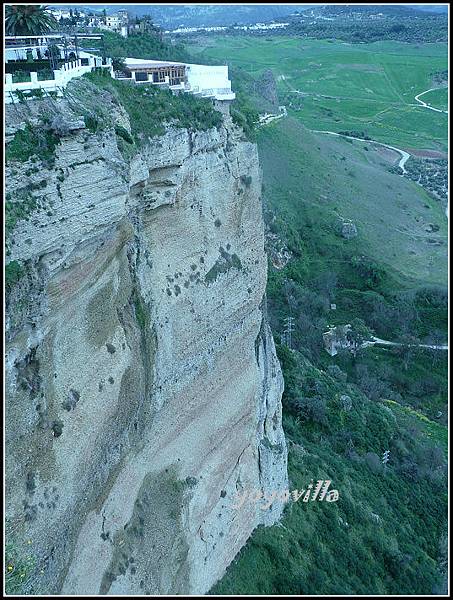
(117, 58, 236, 112)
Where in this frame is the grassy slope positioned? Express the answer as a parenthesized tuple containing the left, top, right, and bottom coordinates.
(418, 87, 448, 111)
(194, 34, 448, 595)
(258, 117, 447, 287)
(212, 350, 447, 595)
(187, 36, 448, 151)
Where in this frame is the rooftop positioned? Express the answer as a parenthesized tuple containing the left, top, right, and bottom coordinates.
(124, 58, 186, 69)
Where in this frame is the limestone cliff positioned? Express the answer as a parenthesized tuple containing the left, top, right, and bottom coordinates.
(5, 88, 287, 594)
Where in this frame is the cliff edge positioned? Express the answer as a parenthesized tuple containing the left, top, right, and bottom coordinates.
(5, 80, 288, 594)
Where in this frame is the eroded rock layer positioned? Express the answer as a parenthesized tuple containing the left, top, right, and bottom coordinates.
(5, 96, 287, 594)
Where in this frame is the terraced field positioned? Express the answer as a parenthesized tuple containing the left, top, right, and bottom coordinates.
(187, 36, 448, 151)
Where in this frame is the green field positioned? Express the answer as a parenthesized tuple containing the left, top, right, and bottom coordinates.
(189, 33, 448, 595)
(418, 87, 448, 112)
(258, 118, 447, 288)
(187, 36, 448, 151)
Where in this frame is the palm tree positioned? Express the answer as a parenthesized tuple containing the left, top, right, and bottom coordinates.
(5, 5, 58, 36)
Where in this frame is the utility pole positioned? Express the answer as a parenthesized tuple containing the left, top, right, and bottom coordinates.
(74, 32, 79, 60)
(283, 316, 295, 350)
(101, 34, 106, 65)
(382, 450, 390, 470)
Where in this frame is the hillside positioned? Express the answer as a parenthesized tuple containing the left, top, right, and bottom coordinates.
(194, 32, 448, 596)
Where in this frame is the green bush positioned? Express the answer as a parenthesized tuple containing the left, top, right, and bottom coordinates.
(84, 114, 99, 133)
(6, 124, 60, 164)
(5, 189, 37, 236)
(12, 71, 31, 83)
(84, 70, 223, 142)
(114, 124, 134, 144)
(5, 260, 25, 291)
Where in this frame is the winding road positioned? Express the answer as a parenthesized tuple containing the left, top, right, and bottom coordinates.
(311, 129, 411, 173)
(414, 88, 448, 114)
(260, 87, 448, 215)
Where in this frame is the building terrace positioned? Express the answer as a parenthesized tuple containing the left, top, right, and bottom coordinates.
(116, 58, 236, 107)
(4, 35, 235, 110)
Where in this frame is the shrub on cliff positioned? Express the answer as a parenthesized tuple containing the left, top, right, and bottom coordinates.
(6, 124, 60, 165)
(5, 261, 25, 291)
(84, 70, 223, 141)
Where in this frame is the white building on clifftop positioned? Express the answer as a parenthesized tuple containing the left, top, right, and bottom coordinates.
(116, 58, 235, 112)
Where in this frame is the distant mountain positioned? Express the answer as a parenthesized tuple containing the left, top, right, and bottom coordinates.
(49, 4, 448, 27)
(48, 4, 314, 27)
(409, 5, 448, 13)
(299, 4, 448, 18)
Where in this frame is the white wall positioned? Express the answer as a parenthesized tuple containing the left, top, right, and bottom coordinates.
(185, 64, 232, 92)
(4, 56, 113, 103)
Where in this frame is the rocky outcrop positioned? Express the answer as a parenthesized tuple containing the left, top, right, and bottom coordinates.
(253, 69, 279, 111)
(339, 220, 358, 239)
(5, 92, 287, 594)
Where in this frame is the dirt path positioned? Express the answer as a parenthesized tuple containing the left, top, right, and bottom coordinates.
(311, 129, 411, 173)
(366, 336, 448, 350)
(414, 88, 448, 114)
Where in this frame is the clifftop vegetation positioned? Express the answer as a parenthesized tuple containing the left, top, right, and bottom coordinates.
(90, 29, 190, 63)
(83, 70, 223, 140)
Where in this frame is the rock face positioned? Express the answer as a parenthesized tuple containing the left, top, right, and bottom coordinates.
(5, 96, 287, 594)
(340, 220, 358, 239)
(254, 69, 279, 111)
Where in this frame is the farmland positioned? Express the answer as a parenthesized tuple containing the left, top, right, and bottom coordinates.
(187, 36, 448, 151)
(190, 32, 448, 596)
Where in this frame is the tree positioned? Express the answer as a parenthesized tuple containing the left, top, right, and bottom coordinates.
(5, 5, 58, 36)
(112, 57, 126, 73)
(396, 333, 420, 371)
(347, 318, 373, 357)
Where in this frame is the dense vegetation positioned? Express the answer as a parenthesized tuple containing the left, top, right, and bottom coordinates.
(83, 69, 223, 141)
(393, 157, 448, 207)
(285, 16, 447, 44)
(5, 123, 60, 165)
(212, 346, 447, 595)
(197, 33, 447, 595)
(87, 30, 190, 63)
